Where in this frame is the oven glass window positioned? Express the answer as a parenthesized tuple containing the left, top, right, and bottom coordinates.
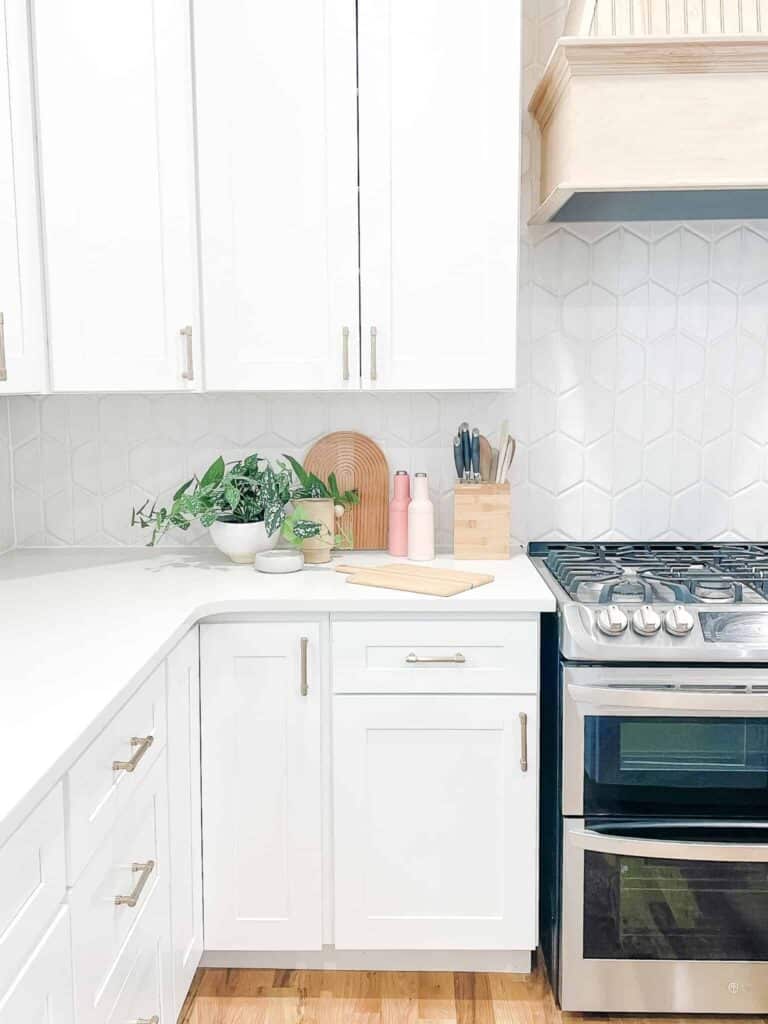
(584, 716, 768, 816)
(584, 851, 768, 961)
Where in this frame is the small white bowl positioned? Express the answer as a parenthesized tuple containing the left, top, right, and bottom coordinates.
(254, 549, 305, 574)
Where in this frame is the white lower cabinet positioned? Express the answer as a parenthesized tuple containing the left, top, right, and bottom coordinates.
(333, 694, 538, 950)
(0, 909, 74, 1023)
(200, 623, 323, 950)
(166, 627, 203, 1016)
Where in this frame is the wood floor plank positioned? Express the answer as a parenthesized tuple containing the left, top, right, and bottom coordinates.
(184, 964, 766, 1024)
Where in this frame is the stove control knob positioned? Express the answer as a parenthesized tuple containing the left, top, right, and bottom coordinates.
(632, 605, 662, 637)
(665, 604, 695, 637)
(596, 605, 629, 636)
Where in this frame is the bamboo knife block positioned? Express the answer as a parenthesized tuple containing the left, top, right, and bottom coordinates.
(453, 482, 511, 560)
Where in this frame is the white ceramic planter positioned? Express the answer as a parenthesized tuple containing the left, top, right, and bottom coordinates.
(208, 519, 280, 564)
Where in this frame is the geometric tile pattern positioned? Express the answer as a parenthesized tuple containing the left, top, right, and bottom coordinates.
(1, 0, 768, 551)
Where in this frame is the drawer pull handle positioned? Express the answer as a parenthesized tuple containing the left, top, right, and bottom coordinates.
(300, 636, 309, 696)
(113, 735, 154, 773)
(135, 1018, 159, 1024)
(115, 859, 155, 908)
(405, 652, 466, 665)
(519, 711, 528, 773)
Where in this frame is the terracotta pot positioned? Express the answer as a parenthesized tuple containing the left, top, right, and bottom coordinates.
(295, 498, 335, 564)
(209, 519, 280, 564)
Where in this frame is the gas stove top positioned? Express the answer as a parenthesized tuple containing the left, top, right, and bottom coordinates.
(529, 542, 768, 663)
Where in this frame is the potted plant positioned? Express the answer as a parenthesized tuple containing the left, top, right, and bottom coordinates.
(131, 452, 358, 565)
(283, 456, 360, 563)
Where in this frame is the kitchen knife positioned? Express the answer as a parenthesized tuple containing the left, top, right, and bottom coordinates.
(478, 435, 492, 482)
(459, 422, 471, 480)
(471, 428, 481, 482)
(453, 435, 465, 480)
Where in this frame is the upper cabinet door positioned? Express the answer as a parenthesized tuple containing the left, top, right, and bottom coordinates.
(358, 0, 521, 390)
(0, 0, 46, 394)
(34, 0, 198, 391)
(194, 0, 359, 391)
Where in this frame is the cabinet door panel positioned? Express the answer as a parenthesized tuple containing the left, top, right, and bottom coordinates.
(195, 0, 359, 390)
(0, 909, 74, 1024)
(0, 0, 45, 393)
(34, 0, 197, 391)
(201, 623, 322, 950)
(167, 628, 202, 1018)
(359, 0, 520, 389)
(334, 695, 537, 949)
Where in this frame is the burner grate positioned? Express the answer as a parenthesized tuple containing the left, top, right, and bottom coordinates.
(540, 542, 768, 604)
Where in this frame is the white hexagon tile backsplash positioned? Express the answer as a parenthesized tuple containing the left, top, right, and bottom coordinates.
(1, 0, 768, 550)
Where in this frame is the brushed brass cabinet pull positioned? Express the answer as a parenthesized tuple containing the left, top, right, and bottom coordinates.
(342, 326, 350, 381)
(300, 636, 309, 696)
(180, 324, 194, 380)
(135, 1017, 159, 1024)
(115, 859, 155, 908)
(370, 326, 377, 381)
(113, 735, 154, 773)
(0, 313, 6, 382)
(405, 652, 466, 665)
(519, 711, 528, 773)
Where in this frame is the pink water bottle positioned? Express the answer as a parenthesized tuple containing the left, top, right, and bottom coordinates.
(388, 470, 410, 556)
(408, 472, 435, 561)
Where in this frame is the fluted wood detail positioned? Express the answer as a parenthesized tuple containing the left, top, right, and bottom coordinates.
(582, 0, 767, 35)
(304, 432, 389, 550)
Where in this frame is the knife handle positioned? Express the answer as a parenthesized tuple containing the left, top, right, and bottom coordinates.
(471, 429, 480, 481)
(453, 437, 465, 480)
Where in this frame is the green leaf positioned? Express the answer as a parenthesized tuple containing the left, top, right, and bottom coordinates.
(224, 481, 241, 511)
(200, 455, 225, 489)
(284, 455, 313, 490)
(264, 500, 285, 537)
(173, 478, 194, 501)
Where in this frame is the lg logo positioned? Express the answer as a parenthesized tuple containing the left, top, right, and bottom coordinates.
(728, 981, 752, 995)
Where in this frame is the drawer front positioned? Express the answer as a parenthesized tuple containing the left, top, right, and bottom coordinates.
(0, 784, 66, 993)
(70, 754, 169, 1024)
(332, 619, 538, 694)
(0, 908, 74, 1024)
(105, 878, 167, 1024)
(68, 663, 166, 883)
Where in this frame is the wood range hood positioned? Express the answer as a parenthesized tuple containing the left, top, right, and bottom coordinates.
(528, 0, 768, 223)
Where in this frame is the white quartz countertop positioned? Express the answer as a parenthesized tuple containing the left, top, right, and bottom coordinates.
(0, 547, 554, 844)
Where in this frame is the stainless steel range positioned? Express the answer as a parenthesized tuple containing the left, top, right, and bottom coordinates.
(530, 542, 768, 1015)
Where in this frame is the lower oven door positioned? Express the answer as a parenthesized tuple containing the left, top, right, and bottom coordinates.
(563, 665, 768, 817)
(561, 818, 768, 1013)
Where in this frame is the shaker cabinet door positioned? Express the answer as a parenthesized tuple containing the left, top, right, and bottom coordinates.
(34, 0, 198, 391)
(0, 910, 74, 1024)
(358, 0, 521, 389)
(0, 0, 45, 394)
(333, 694, 538, 949)
(200, 623, 323, 950)
(166, 628, 203, 1019)
(195, 0, 359, 390)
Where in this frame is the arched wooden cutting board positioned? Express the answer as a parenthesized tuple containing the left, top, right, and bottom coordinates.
(303, 432, 389, 550)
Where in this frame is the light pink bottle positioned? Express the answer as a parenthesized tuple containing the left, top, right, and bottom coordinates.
(408, 472, 435, 561)
(388, 470, 410, 556)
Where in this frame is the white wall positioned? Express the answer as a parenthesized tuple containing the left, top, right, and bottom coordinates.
(2, 0, 768, 551)
(0, 400, 12, 552)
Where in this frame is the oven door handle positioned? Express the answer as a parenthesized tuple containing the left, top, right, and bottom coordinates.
(567, 683, 768, 714)
(569, 826, 768, 862)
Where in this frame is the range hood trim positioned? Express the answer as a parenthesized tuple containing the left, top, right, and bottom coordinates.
(529, 35, 768, 225)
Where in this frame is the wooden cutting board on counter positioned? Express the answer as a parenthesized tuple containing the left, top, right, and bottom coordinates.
(336, 563, 495, 597)
(304, 432, 388, 549)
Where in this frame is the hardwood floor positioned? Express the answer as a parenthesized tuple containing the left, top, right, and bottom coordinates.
(181, 960, 767, 1024)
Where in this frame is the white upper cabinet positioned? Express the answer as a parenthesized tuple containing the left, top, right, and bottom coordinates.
(33, 0, 198, 392)
(194, 0, 359, 391)
(358, 0, 521, 390)
(0, 0, 45, 394)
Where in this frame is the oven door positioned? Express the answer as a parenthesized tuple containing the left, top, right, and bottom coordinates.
(561, 818, 768, 1013)
(563, 666, 768, 818)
